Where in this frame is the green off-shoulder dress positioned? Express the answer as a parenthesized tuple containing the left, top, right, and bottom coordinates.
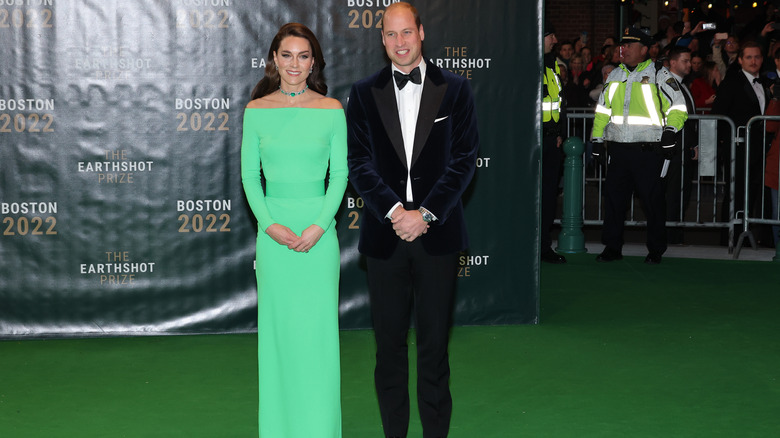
(240, 107, 347, 437)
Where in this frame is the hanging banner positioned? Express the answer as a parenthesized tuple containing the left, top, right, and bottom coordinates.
(0, 0, 541, 337)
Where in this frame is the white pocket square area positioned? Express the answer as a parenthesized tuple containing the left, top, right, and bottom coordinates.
(434, 116, 449, 123)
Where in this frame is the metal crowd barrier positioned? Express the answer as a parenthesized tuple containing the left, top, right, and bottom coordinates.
(562, 111, 739, 253)
(735, 116, 780, 258)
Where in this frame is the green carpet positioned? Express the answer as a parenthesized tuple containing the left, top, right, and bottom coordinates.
(2, 253, 779, 437)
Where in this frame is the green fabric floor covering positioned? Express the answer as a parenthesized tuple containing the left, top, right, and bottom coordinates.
(2, 253, 779, 437)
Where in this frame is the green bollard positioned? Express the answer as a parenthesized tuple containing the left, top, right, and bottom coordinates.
(556, 137, 587, 254)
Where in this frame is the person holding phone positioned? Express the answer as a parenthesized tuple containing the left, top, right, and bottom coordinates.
(673, 21, 707, 49)
(713, 34, 740, 77)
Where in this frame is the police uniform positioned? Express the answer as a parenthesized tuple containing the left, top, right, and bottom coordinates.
(541, 25, 567, 264)
(591, 28, 688, 264)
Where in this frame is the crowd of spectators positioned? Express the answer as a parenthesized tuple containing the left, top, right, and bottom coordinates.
(552, 6, 780, 112)
(550, 6, 780, 247)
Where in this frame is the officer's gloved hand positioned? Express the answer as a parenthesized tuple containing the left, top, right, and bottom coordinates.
(660, 127, 678, 159)
(591, 138, 607, 167)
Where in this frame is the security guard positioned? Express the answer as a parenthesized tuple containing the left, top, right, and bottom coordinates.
(591, 27, 688, 264)
(540, 22, 567, 264)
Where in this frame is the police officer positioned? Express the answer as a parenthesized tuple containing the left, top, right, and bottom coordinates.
(665, 45, 698, 244)
(541, 22, 567, 264)
(591, 27, 688, 264)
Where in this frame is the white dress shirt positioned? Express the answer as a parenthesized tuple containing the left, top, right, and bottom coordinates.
(670, 71, 695, 112)
(386, 59, 429, 219)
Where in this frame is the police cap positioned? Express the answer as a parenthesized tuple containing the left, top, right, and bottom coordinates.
(619, 27, 654, 46)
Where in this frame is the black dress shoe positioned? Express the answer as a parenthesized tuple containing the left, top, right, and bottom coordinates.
(541, 249, 567, 264)
(596, 247, 623, 262)
(644, 252, 662, 264)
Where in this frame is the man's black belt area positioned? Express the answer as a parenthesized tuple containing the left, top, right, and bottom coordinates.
(542, 124, 561, 138)
(606, 141, 661, 152)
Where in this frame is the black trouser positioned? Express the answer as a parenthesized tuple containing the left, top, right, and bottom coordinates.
(541, 134, 563, 251)
(366, 239, 458, 438)
(602, 142, 667, 255)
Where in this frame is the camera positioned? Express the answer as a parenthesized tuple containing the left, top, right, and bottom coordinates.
(702, 22, 716, 30)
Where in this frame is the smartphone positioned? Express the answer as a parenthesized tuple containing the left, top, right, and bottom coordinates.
(773, 22, 780, 30)
(715, 32, 728, 40)
(703, 22, 716, 30)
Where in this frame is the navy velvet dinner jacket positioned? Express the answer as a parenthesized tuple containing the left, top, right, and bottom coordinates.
(346, 61, 479, 259)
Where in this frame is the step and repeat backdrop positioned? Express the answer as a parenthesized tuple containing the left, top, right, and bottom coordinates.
(0, 0, 542, 337)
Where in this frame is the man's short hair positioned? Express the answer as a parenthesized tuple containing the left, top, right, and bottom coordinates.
(381, 2, 421, 29)
(668, 45, 692, 62)
(739, 41, 762, 58)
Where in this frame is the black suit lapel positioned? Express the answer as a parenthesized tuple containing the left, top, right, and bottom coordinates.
(680, 83, 695, 113)
(740, 74, 761, 113)
(411, 64, 448, 166)
(371, 67, 407, 167)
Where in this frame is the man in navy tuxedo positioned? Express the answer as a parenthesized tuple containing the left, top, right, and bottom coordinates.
(346, 3, 479, 437)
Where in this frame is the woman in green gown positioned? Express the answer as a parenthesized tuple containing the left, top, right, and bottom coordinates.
(240, 23, 347, 437)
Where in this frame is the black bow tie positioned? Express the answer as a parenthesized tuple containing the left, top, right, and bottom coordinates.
(753, 78, 759, 84)
(393, 67, 422, 90)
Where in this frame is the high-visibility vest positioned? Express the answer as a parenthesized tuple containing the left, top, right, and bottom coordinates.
(543, 63, 562, 123)
(591, 59, 687, 143)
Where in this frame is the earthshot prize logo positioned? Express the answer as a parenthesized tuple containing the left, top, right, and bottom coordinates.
(77, 149, 154, 184)
(68, 2, 153, 81)
(80, 250, 156, 286)
(73, 45, 153, 81)
(458, 253, 489, 278)
(432, 46, 492, 80)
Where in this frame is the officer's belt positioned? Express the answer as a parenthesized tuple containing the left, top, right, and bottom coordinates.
(606, 141, 659, 152)
(542, 124, 560, 137)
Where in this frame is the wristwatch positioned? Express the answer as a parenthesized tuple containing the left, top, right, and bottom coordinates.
(419, 207, 435, 223)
